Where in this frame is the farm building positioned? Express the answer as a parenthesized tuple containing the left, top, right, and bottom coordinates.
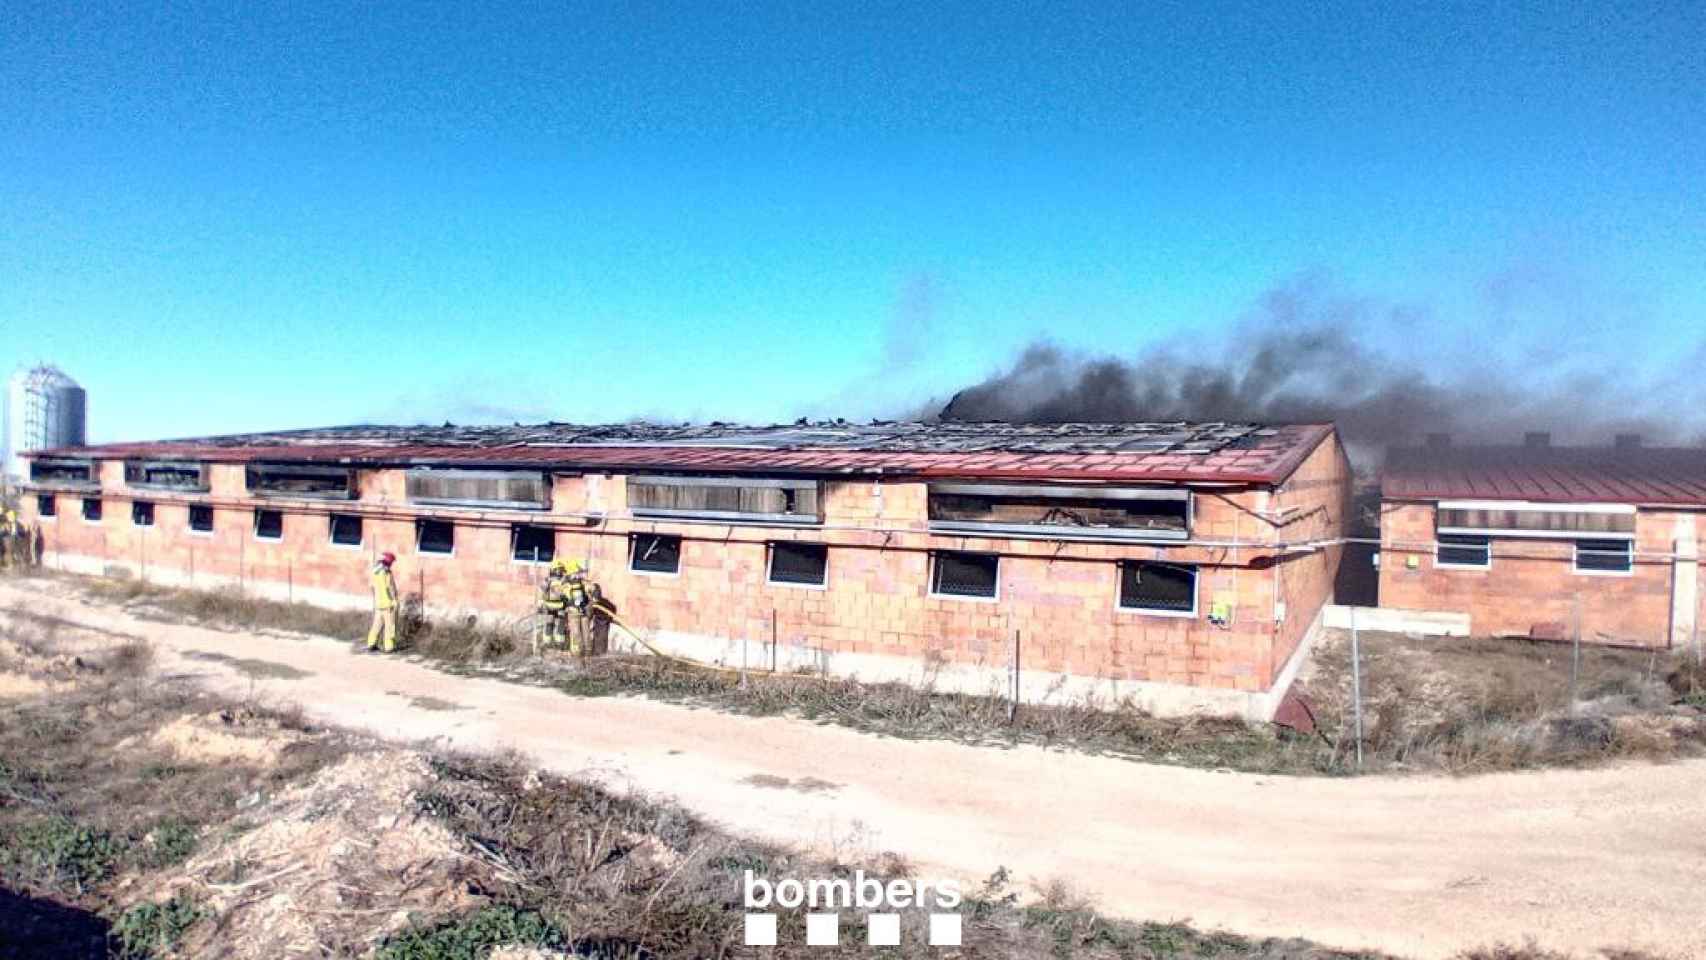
(1379, 434, 1705, 648)
(16, 420, 1350, 719)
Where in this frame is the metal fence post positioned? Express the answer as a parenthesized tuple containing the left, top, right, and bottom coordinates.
(1009, 627, 1021, 724)
(1570, 598, 1582, 714)
(1350, 607, 1364, 770)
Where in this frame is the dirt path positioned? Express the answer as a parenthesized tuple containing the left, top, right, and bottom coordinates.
(5, 578, 1705, 960)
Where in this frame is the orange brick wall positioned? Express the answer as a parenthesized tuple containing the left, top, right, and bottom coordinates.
(20, 451, 1351, 696)
(1379, 500, 1705, 647)
(1269, 432, 1352, 681)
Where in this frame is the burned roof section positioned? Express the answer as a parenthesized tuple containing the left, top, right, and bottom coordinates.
(1383, 443, 1706, 506)
(42, 419, 1336, 485)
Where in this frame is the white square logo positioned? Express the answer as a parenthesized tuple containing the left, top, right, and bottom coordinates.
(866, 912, 901, 946)
(744, 912, 777, 946)
(929, 912, 962, 946)
(805, 912, 839, 946)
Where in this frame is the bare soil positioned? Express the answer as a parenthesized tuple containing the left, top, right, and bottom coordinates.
(3, 576, 1705, 959)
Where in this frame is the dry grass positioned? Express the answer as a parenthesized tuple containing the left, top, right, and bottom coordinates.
(48, 573, 1706, 777)
(81, 575, 528, 663)
(546, 654, 1324, 772)
(0, 606, 1688, 959)
(0, 619, 353, 957)
(400, 751, 1404, 960)
(1302, 630, 1706, 774)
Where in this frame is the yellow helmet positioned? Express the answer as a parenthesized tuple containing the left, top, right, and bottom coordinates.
(564, 560, 585, 576)
(549, 558, 571, 574)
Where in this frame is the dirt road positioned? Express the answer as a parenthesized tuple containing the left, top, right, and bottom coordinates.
(4, 578, 1704, 960)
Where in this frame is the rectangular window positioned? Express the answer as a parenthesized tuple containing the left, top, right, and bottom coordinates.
(416, 519, 455, 555)
(511, 524, 555, 563)
(1436, 533, 1491, 569)
(254, 509, 283, 541)
(189, 505, 214, 533)
(1118, 560, 1198, 615)
(1574, 538, 1633, 574)
(406, 469, 550, 510)
(628, 475, 820, 524)
(329, 513, 363, 547)
(36, 494, 56, 518)
(927, 483, 1190, 541)
(246, 464, 356, 500)
(131, 501, 155, 527)
(1437, 501, 1635, 538)
(31, 458, 95, 489)
(930, 551, 999, 600)
(123, 460, 208, 491)
(768, 542, 828, 587)
(630, 533, 682, 575)
(81, 498, 102, 522)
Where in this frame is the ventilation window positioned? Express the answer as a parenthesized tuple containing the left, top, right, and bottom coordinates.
(630, 533, 682, 575)
(1119, 560, 1198, 615)
(406, 469, 549, 510)
(930, 551, 999, 600)
(628, 475, 820, 524)
(416, 519, 455, 555)
(254, 509, 284, 541)
(124, 460, 208, 492)
(81, 498, 102, 523)
(31, 458, 95, 489)
(928, 483, 1190, 541)
(768, 542, 828, 587)
(131, 501, 155, 527)
(1574, 538, 1632, 574)
(189, 505, 214, 533)
(246, 464, 356, 500)
(330, 514, 363, 547)
(1436, 534, 1491, 569)
(510, 524, 556, 563)
(36, 495, 55, 519)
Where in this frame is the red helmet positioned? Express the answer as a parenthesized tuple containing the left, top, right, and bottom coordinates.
(379, 552, 396, 566)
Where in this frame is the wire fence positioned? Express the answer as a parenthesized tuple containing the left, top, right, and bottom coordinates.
(1320, 605, 1705, 773)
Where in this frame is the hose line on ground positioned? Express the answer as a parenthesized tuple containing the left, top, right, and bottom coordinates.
(587, 599, 763, 677)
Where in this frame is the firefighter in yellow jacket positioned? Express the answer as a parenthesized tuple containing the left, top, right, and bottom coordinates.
(538, 559, 592, 654)
(367, 552, 399, 652)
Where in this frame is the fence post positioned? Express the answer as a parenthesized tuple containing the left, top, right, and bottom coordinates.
(1349, 606, 1364, 770)
(1570, 598, 1582, 714)
(1009, 627, 1021, 724)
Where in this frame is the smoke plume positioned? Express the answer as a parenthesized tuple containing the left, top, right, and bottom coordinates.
(932, 284, 1706, 459)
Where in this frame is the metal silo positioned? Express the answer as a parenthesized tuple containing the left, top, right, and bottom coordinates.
(4, 365, 88, 479)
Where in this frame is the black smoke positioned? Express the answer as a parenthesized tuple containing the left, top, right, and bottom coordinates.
(933, 305, 1706, 459)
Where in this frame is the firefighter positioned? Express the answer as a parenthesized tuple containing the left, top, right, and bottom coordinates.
(367, 552, 399, 653)
(563, 560, 594, 655)
(537, 559, 572, 650)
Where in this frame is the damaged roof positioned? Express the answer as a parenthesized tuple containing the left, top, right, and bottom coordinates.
(1383, 444, 1706, 506)
(42, 420, 1336, 485)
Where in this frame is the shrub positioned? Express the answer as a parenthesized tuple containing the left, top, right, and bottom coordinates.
(111, 894, 204, 959)
(375, 905, 568, 960)
(146, 817, 199, 867)
(9, 816, 124, 893)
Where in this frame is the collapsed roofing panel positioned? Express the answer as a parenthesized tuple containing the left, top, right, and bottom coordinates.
(40, 420, 1336, 485)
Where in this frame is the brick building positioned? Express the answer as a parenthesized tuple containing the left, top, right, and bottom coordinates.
(18, 420, 1349, 719)
(1380, 436, 1705, 648)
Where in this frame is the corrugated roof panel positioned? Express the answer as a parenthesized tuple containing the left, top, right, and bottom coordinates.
(1383, 445, 1706, 506)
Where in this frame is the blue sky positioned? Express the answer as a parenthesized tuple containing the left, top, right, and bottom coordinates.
(2, 1, 1702, 442)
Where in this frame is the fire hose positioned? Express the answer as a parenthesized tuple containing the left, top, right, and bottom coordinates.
(585, 598, 760, 677)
